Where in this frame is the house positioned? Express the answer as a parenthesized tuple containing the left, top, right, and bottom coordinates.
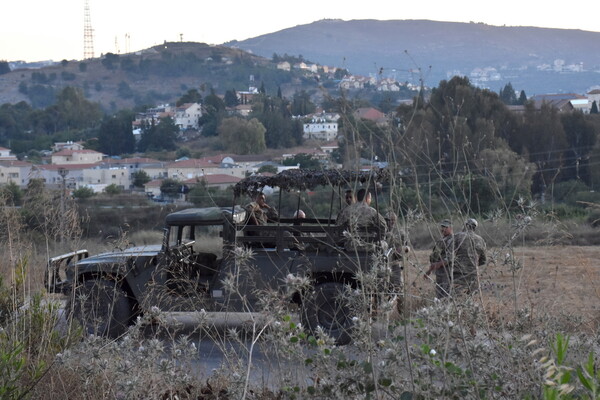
(587, 89, 600, 109)
(0, 160, 33, 186)
(82, 167, 132, 191)
(35, 164, 100, 189)
(52, 141, 85, 152)
(320, 141, 339, 154)
(166, 158, 221, 180)
(0, 147, 17, 161)
(354, 107, 388, 125)
(303, 113, 340, 141)
(51, 149, 104, 165)
(174, 103, 202, 130)
(144, 179, 164, 198)
(276, 61, 291, 71)
(531, 94, 584, 113)
(184, 174, 241, 190)
(132, 104, 176, 132)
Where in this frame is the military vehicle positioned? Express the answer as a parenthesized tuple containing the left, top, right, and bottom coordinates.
(46, 169, 395, 345)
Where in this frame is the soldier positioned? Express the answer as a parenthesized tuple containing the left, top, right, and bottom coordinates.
(245, 192, 278, 227)
(336, 188, 387, 251)
(452, 218, 487, 295)
(337, 188, 387, 231)
(344, 189, 356, 207)
(424, 219, 454, 298)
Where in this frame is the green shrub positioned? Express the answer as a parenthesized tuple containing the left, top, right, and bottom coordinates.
(104, 184, 122, 196)
(72, 186, 95, 200)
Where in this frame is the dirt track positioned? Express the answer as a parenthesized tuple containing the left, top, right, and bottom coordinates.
(404, 246, 600, 331)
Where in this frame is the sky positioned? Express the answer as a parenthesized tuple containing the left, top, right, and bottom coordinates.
(2, 0, 599, 62)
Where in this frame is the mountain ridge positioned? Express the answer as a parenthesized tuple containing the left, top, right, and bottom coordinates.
(225, 19, 600, 95)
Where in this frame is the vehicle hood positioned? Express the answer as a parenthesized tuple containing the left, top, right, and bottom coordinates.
(76, 244, 163, 265)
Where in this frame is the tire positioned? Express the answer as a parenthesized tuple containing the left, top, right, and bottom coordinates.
(68, 279, 131, 338)
(300, 282, 354, 345)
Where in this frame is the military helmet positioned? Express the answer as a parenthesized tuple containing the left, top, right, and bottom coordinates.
(465, 218, 478, 229)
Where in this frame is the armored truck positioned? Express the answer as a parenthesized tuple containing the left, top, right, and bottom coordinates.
(46, 169, 396, 345)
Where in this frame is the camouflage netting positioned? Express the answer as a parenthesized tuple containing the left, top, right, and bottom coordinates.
(233, 168, 390, 197)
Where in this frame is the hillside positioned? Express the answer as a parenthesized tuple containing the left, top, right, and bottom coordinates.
(226, 19, 600, 95)
(0, 42, 313, 110)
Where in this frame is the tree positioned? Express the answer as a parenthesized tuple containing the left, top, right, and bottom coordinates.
(218, 117, 266, 154)
(98, 110, 136, 155)
(499, 82, 517, 105)
(131, 170, 151, 188)
(198, 89, 226, 137)
(591, 101, 599, 114)
(560, 111, 597, 183)
(0, 61, 10, 75)
(72, 186, 95, 199)
(101, 53, 119, 70)
(138, 117, 178, 152)
(282, 153, 322, 169)
(250, 93, 303, 148)
(291, 90, 316, 116)
(257, 164, 278, 174)
(50, 86, 103, 131)
(177, 89, 202, 106)
(518, 90, 527, 105)
(224, 89, 239, 107)
(160, 178, 183, 199)
(104, 184, 122, 196)
(519, 102, 568, 193)
(0, 181, 23, 206)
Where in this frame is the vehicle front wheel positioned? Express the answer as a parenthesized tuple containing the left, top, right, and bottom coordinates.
(300, 281, 354, 345)
(68, 279, 132, 338)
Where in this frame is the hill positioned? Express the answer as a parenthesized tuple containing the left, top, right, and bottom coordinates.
(226, 19, 600, 95)
(0, 42, 315, 110)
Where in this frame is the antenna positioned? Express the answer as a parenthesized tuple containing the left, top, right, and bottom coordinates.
(83, 0, 95, 59)
(124, 33, 130, 53)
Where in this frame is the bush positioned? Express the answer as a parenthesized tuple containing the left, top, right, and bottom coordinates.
(72, 186, 95, 200)
(104, 184, 122, 196)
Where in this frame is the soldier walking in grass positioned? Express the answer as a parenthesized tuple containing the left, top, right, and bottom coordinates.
(425, 219, 455, 298)
(452, 218, 487, 295)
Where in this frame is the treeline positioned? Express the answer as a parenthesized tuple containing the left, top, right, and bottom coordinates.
(334, 76, 600, 214)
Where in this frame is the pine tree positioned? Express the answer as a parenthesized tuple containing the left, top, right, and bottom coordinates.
(518, 90, 528, 105)
(591, 100, 599, 114)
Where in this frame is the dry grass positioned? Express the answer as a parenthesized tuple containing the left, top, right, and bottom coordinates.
(401, 245, 600, 334)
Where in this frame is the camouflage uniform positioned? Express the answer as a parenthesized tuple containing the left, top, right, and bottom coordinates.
(452, 230, 487, 294)
(429, 234, 454, 298)
(245, 201, 278, 226)
(337, 202, 387, 251)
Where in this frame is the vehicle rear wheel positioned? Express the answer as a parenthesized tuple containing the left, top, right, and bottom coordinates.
(68, 279, 131, 338)
(300, 281, 354, 345)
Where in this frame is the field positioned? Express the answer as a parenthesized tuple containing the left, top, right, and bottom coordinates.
(404, 245, 600, 332)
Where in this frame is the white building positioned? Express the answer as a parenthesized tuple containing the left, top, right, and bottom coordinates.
(303, 113, 340, 141)
(51, 149, 104, 165)
(0, 160, 33, 186)
(0, 147, 17, 161)
(174, 103, 202, 130)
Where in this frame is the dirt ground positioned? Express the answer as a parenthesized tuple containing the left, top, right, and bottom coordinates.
(403, 246, 600, 331)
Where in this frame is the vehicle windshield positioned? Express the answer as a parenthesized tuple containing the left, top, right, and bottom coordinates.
(168, 224, 224, 257)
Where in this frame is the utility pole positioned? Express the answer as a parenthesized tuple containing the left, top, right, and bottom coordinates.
(58, 168, 69, 242)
